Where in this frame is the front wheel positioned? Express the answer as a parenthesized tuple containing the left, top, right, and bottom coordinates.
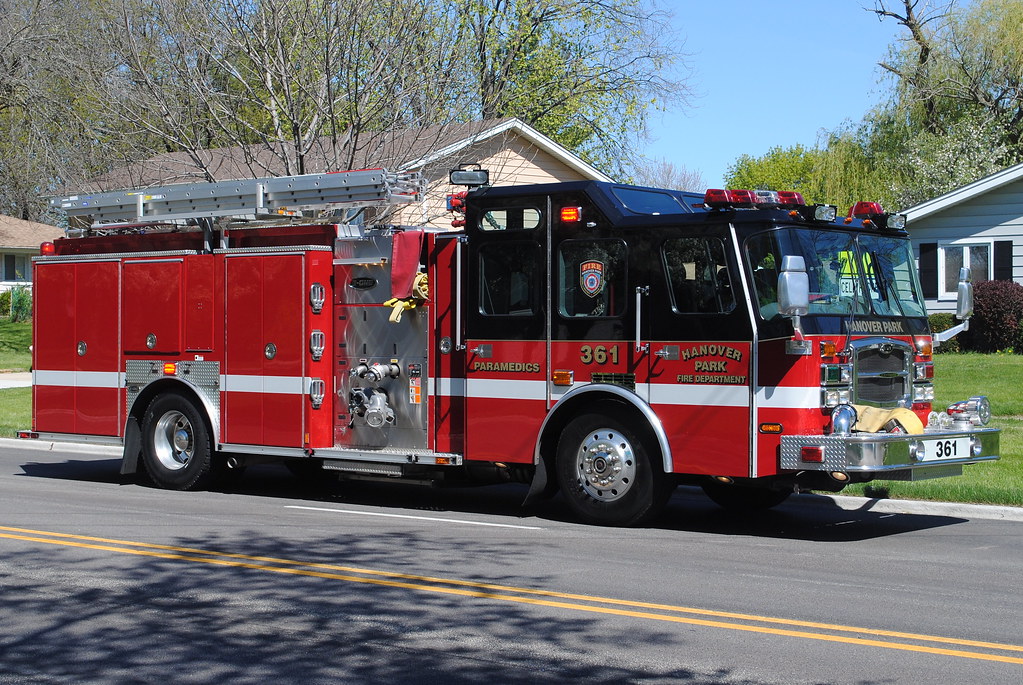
(555, 411, 673, 526)
(141, 392, 213, 490)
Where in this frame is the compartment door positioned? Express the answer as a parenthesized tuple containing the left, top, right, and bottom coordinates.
(224, 254, 306, 447)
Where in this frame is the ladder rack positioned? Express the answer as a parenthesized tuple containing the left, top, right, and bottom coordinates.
(51, 168, 425, 227)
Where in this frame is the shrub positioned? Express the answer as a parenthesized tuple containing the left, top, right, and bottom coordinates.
(9, 286, 31, 323)
(0, 289, 9, 318)
(928, 313, 961, 353)
(960, 280, 1023, 353)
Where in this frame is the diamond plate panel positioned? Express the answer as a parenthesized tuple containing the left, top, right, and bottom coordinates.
(780, 434, 849, 471)
(126, 359, 220, 418)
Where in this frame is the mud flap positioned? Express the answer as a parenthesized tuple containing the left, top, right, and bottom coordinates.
(120, 416, 142, 476)
(522, 454, 557, 506)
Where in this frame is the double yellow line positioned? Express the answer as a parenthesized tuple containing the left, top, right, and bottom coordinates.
(2, 524, 1021, 665)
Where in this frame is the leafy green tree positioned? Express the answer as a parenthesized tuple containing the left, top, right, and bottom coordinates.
(867, 0, 1023, 205)
(0, 0, 141, 221)
(452, 0, 687, 176)
(724, 144, 827, 202)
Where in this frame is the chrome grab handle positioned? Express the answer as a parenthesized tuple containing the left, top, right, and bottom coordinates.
(635, 286, 649, 353)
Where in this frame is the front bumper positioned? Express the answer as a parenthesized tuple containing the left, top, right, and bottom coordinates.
(780, 427, 1000, 480)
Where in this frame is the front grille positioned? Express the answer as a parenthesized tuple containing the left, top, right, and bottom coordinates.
(853, 341, 911, 407)
(856, 347, 907, 374)
(857, 376, 906, 404)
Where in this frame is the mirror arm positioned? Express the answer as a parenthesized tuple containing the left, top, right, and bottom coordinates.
(933, 318, 969, 346)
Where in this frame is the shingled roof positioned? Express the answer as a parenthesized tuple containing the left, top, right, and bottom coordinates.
(0, 215, 63, 248)
(83, 117, 608, 191)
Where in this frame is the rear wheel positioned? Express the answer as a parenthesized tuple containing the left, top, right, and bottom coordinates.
(555, 411, 673, 526)
(701, 481, 790, 512)
(141, 392, 212, 490)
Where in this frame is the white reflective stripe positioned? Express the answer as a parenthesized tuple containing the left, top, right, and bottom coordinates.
(756, 385, 820, 409)
(32, 369, 121, 389)
(649, 383, 750, 408)
(33, 370, 72, 386)
(432, 377, 466, 397)
(466, 378, 546, 401)
(222, 375, 310, 394)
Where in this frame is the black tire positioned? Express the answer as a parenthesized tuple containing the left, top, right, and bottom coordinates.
(701, 481, 791, 512)
(141, 392, 213, 491)
(555, 411, 673, 526)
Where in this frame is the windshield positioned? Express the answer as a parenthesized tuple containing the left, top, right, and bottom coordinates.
(745, 228, 926, 320)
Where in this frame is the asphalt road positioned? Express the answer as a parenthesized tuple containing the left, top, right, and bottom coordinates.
(1, 441, 1022, 684)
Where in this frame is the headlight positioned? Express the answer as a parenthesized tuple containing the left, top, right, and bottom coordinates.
(913, 384, 935, 402)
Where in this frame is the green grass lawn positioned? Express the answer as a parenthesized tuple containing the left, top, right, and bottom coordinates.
(0, 320, 32, 371)
(0, 386, 29, 437)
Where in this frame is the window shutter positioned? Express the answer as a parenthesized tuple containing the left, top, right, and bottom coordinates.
(994, 240, 1014, 280)
(919, 242, 938, 298)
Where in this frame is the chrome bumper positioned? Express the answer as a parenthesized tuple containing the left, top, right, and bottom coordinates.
(780, 427, 1000, 479)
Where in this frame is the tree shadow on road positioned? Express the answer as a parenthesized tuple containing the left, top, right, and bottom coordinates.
(14, 455, 972, 544)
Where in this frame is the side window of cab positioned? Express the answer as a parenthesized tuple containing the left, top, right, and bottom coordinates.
(661, 237, 735, 314)
(557, 239, 627, 318)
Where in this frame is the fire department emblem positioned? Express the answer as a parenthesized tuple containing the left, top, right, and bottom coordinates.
(580, 260, 605, 298)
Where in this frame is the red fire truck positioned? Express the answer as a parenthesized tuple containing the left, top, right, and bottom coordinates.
(23, 167, 999, 525)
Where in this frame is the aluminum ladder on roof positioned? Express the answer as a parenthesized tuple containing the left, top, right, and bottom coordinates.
(50, 168, 426, 226)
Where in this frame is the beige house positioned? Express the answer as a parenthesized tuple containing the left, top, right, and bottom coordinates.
(85, 118, 612, 230)
(0, 215, 64, 292)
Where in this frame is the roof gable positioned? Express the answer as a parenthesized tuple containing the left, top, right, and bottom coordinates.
(401, 118, 612, 182)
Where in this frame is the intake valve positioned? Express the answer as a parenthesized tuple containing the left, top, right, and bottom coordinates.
(350, 387, 395, 428)
(351, 362, 401, 382)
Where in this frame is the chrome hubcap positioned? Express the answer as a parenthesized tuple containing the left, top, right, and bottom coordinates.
(575, 429, 636, 501)
(154, 410, 193, 471)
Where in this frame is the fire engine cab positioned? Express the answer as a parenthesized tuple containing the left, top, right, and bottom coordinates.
(25, 167, 999, 525)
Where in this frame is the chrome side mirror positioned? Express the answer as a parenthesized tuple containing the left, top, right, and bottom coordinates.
(934, 267, 974, 346)
(778, 255, 811, 355)
(778, 255, 809, 316)
(955, 267, 973, 320)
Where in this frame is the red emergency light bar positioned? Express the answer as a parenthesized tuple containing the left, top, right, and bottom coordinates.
(849, 201, 884, 218)
(703, 189, 806, 209)
(846, 201, 908, 231)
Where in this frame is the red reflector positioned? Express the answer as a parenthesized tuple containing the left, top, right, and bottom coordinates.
(560, 206, 582, 223)
(40, 241, 56, 255)
(163, 363, 177, 375)
(801, 446, 824, 463)
(849, 201, 883, 218)
(17, 431, 39, 439)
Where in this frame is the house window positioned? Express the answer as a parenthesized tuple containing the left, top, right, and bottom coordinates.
(940, 242, 990, 297)
(3, 254, 30, 282)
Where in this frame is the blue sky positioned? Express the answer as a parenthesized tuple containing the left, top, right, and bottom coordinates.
(643, 0, 905, 187)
